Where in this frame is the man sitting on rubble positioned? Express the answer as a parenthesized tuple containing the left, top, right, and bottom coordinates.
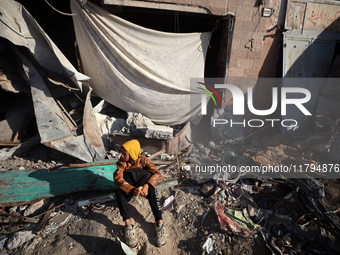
(114, 139, 166, 248)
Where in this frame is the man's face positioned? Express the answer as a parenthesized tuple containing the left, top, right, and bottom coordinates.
(120, 147, 130, 162)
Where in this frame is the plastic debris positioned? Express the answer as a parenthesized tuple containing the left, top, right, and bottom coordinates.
(201, 234, 214, 255)
(115, 236, 136, 255)
(214, 202, 261, 236)
(0, 238, 7, 249)
(162, 195, 175, 212)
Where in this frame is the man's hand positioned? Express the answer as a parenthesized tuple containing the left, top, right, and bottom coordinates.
(140, 183, 149, 197)
(132, 187, 141, 196)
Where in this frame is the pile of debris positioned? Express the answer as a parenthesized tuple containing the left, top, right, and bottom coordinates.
(0, 134, 339, 254)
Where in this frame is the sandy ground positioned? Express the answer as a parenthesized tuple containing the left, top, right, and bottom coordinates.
(1, 187, 270, 255)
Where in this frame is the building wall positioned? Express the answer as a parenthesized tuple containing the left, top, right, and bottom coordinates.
(227, 0, 284, 79)
(104, 0, 285, 80)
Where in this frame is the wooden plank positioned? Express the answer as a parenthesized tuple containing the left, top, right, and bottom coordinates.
(0, 161, 117, 206)
(0, 213, 39, 223)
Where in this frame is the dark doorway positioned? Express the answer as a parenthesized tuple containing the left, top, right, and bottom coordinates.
(16, 0, 234, 79)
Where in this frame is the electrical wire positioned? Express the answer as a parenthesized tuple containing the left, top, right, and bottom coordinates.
(44, 0, 76, 16)
(244, 4, 262, 51)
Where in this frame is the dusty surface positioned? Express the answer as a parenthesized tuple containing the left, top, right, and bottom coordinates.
(0, 142, 339, 255)
(0, 190, 269, 255)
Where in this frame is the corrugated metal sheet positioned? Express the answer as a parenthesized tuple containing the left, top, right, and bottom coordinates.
(18, 50, 106, 162)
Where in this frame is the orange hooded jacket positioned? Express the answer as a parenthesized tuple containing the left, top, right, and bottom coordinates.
(114, 139, 162, 195)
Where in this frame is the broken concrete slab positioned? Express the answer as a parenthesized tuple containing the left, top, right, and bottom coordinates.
(23, 199, 50, 217)
(95, 112, 126, 150)
(126, 112, 173, 140)
(44, 210, 73, 234)
(109, 122, 190, 154)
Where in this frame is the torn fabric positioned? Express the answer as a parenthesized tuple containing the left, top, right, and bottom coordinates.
(214, 202, 261, 236)
(71, 0, 211, 125)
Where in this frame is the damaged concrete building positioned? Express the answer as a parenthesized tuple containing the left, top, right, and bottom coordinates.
(1, 1, 340, 254)
(1, 0, 340, 162)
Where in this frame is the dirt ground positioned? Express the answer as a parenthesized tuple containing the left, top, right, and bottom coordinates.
(2, 188, 268, 255)
(0, 143, 339, 255)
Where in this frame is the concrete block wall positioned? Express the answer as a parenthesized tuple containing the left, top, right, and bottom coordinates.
(227, 0, 283, 79)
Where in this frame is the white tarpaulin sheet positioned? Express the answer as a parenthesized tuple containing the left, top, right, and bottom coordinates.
(71, 0, 211, 125)
(0, 0, 90, 89)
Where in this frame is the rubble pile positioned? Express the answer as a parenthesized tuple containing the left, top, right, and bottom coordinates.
(0, 135, 339, 255)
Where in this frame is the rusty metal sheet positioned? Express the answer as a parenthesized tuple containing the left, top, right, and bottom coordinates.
(304, 2, 340, 32)
(0, 93, 34, 146)
(20, 53, 75, 142)
(0, 37, 30, 93)
(45, 135, 105, 162)
(18, 51, 106, 162)
(82, 88, 106, 161)
(0, 0, 90, 91)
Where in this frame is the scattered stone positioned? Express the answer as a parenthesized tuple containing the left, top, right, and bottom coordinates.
(200, 182, 216, 198)
(23, 199, 49, 217)
(8, 207, 17, 214)
(208, 141, 216, 149)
